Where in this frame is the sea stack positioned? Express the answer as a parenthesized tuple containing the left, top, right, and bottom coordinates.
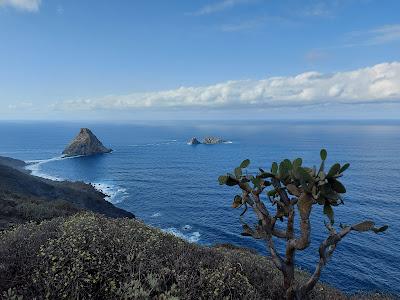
(202, 136, 226, 145)
(187, 137, 201, 145)
(62, 128, 112, 157)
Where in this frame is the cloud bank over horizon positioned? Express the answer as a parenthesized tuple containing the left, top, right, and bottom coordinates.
(0, 0, 41, 12)
(53, 62, 400, 112)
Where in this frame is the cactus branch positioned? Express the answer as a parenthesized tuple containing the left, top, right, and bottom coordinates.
(219, 151, 388, 299)
(300, 226, 352, 296)
(267, 234, 284, 272)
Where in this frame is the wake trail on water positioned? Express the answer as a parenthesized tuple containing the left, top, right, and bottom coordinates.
(127, 139, 233, 147)
(128, 140, 178, 147)
(24, 155, 81, 181)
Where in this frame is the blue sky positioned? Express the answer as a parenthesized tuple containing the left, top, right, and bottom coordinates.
(0, 0, 399, 120)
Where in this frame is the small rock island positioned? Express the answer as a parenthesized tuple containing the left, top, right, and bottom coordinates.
(187, 137, 201, 145)
(62, 128, 112, 157)
(187, 136, 227, 145)
(202, 136, 226, 144)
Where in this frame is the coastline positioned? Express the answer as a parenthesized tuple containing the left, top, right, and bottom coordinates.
(0, 155, 134, 230)
(24, 155, 129, 204)
(0, 154, 395, 298)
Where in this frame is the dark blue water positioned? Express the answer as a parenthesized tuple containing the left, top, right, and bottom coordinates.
(0, 120, 399, 295)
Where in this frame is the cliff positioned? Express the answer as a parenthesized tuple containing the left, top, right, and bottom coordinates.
(0, 156, 133, 229)
(62, 128, 112, 157)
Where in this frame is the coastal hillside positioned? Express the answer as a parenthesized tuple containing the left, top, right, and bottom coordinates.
(1, 212, 389, 300)
(0, 155, 392, 299)
(0, 156, 133, 229)
(0, 156, 28, 172)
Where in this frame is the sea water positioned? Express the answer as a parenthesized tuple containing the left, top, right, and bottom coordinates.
(0, 120, 399, 295)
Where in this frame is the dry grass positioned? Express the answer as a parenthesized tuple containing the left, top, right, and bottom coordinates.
(0, 213, 393, 299)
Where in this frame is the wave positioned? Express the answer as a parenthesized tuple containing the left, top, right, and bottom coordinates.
(163, 227, 201, 243)
(151, 212, 162, 217)
(182, 224, 192, 230)
(92, 183, 129, 204)
(128, 140, 178, 147)
(24, 156, 129, 204)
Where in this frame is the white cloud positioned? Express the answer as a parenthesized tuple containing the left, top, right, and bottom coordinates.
(344, 24, 400, 47)
(305, 49, 329, 62)
(368, 24, 400, 45)
(190, 0, 254, 16)
(0, 0, 41, 12)
(53, 62, 400, 111)
(220, 15, 296, 32)
(7, 101, 33, 110)
(301, 2, 333, 17)
(220, 18, 263, 32)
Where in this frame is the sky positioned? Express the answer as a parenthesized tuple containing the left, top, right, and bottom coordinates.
(0, 0, 400, 121)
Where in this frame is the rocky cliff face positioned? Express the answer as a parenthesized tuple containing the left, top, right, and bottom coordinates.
(62, 128, 112, 157)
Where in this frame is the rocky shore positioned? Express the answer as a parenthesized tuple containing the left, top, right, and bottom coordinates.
(0, 155, 133, 230)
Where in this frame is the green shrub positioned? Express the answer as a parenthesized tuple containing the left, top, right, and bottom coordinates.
(0, 193, 79, 230)
(0, 213, 392, 299)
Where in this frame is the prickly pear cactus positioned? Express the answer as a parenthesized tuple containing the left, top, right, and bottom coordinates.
(218, 149, 388, 299)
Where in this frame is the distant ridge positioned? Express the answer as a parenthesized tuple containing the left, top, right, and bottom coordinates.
(62, 128, 112, 157)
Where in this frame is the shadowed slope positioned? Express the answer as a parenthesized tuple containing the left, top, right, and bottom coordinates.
(0, 159, 133, 229)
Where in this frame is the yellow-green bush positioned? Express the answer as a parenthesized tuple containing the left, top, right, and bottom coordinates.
(0, 213, 392, 299)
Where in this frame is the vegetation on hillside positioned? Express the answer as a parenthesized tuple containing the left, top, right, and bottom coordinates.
(0, 155, 392, 299)
(0, 191, 79, 229)
(0, 213, 392, 300)
(0, 162, 133, 230)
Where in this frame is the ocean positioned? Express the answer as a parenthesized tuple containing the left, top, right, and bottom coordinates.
(0, 120, 399, 296)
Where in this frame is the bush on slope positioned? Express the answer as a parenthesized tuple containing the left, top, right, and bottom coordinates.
(0, 213, 391, 300)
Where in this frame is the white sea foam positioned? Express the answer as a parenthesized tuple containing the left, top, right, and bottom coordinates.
(182, 224, 192, 231)
(24, 156, 72, 181)
(24, 156, 129, 204)
(151, 212, 162, 217)
(92, 182, 129, 204)
(163, 227, 201, 243)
